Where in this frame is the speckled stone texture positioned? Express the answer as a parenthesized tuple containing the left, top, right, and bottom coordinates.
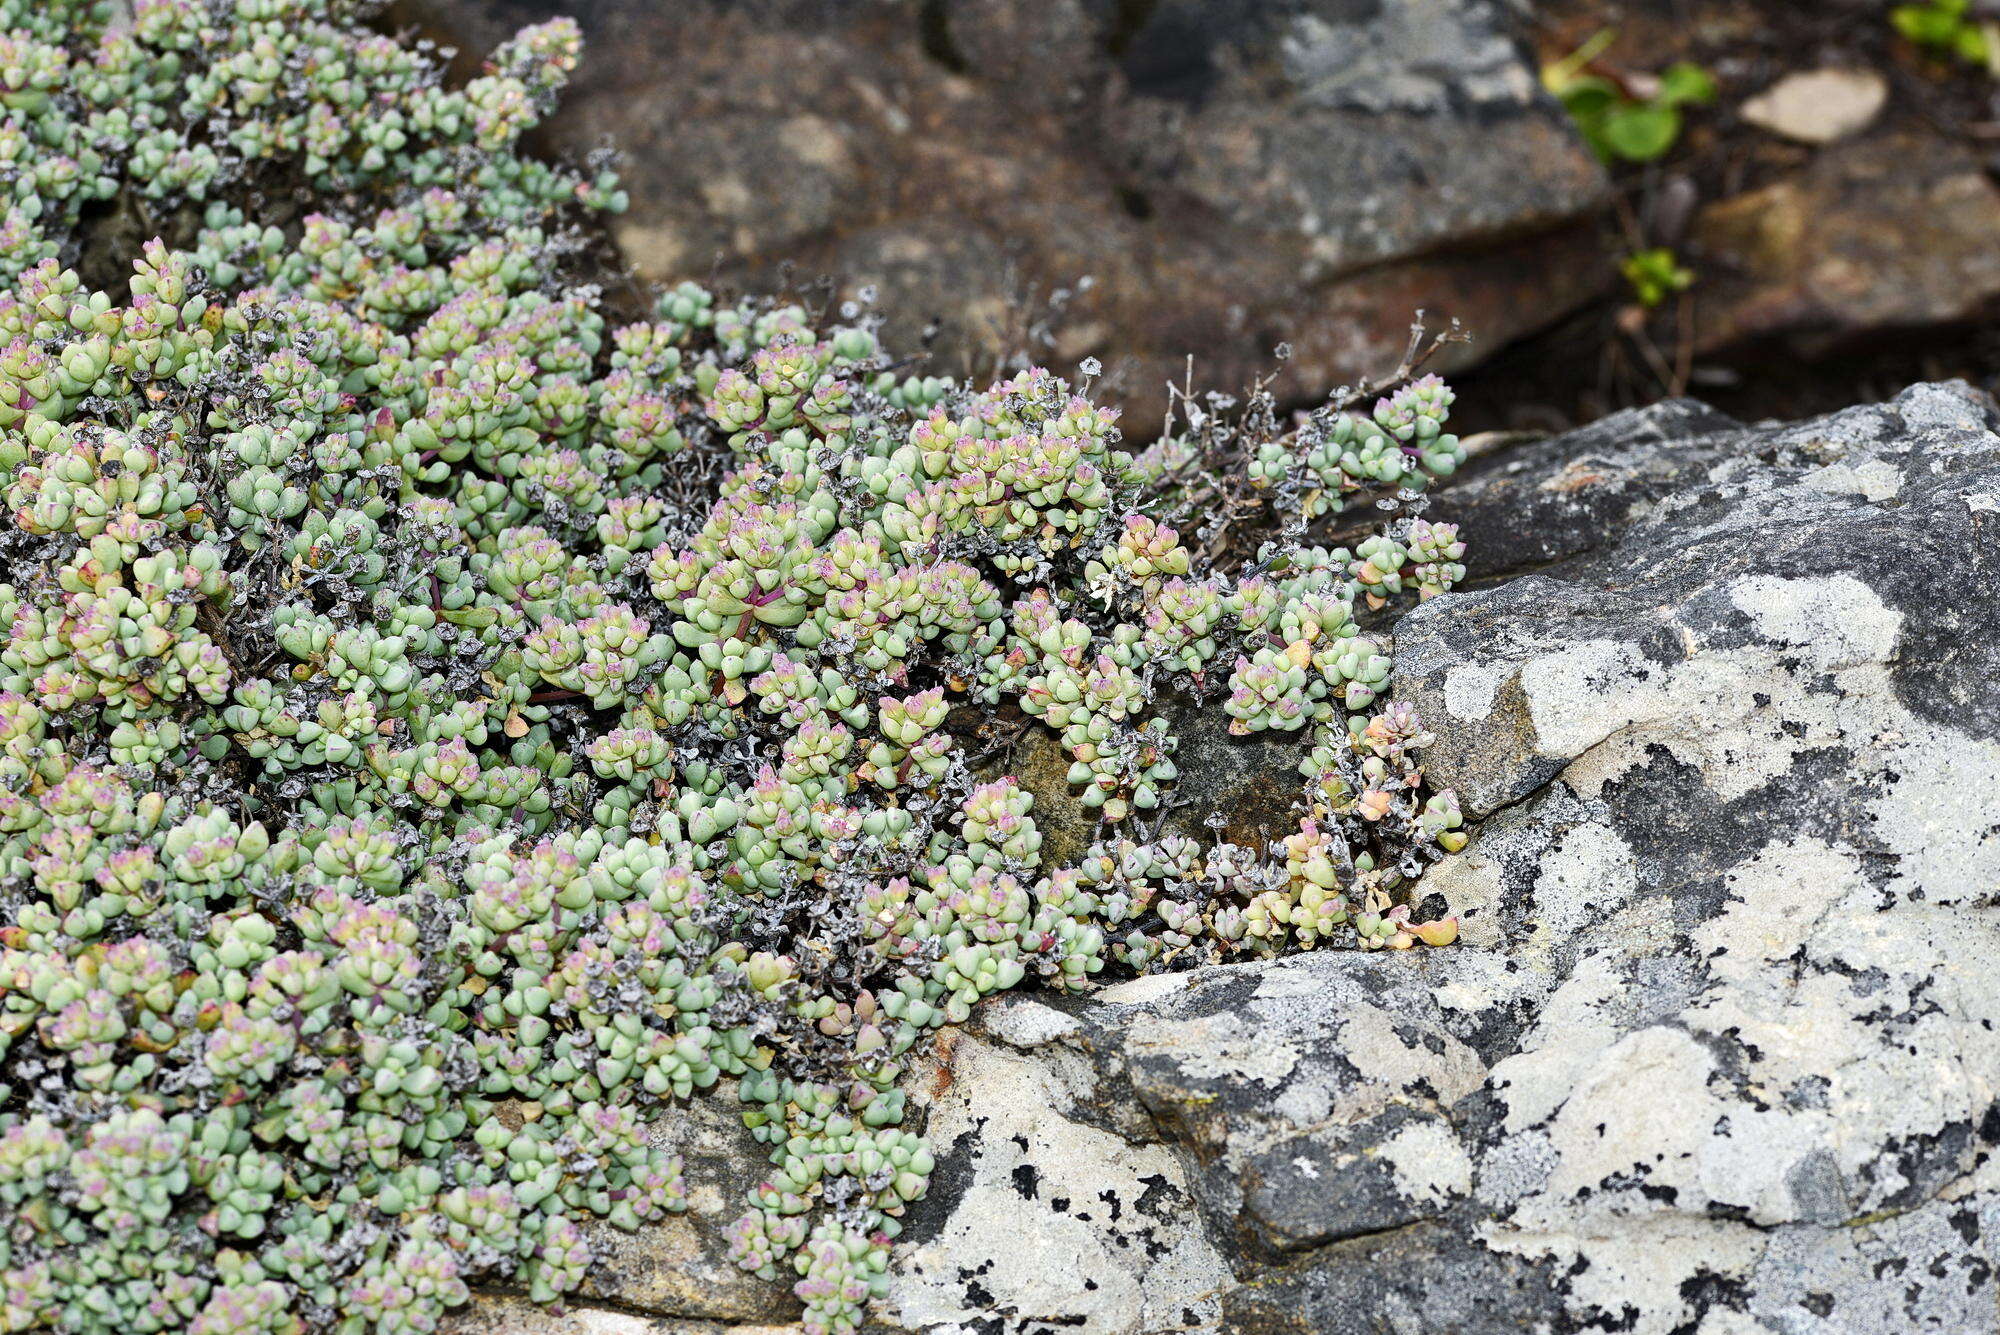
(460, 384, 2000, 1334)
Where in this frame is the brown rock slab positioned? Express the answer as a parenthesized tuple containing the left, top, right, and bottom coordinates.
(1689, 132, 2000, 355)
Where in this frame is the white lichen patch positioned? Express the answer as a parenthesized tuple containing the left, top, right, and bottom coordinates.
(1379, 1119, 1474, 1209)
(1483, 1214, 1769, 1335)
(1126, 1010, 1302, 1087)
(1868, 725, 2000, 902)
(1443, 660, 1510, 720)
(1491, 947, 1647, 1134)
(1803, 456, 1904, 503)
(1092, 970, 1199, 1007)
(887, 1036, 1229, 1335)
(1518, 638, 1650, 758)
(1688, 838, 1863, 990)
(1516, 577, 1910, 803)
(978, 997, 1084, 1050)
(1728, 574, 1902, 672)
(1529, 821, 1639, 942)
(1333, 1005, 1486, 1113)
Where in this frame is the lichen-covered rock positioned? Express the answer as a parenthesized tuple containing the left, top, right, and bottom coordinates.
(844, 381, 2000, 1333)
(883, 1023, 1231, 1334)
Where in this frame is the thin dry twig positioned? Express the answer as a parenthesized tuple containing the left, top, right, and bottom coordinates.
(1147, 314, 1470, 569)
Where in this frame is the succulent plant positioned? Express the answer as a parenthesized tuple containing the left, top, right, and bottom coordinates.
(0, 3, 1469, 1332)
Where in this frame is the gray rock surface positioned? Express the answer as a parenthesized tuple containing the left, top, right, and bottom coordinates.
(468, 383, 2000, 1333)
(391, 0, 1610, 432)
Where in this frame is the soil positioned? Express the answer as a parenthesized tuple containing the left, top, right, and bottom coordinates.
(1451, 0, 2000, 434)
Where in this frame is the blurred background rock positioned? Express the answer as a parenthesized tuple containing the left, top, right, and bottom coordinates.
(386, 0, 2000, 433)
